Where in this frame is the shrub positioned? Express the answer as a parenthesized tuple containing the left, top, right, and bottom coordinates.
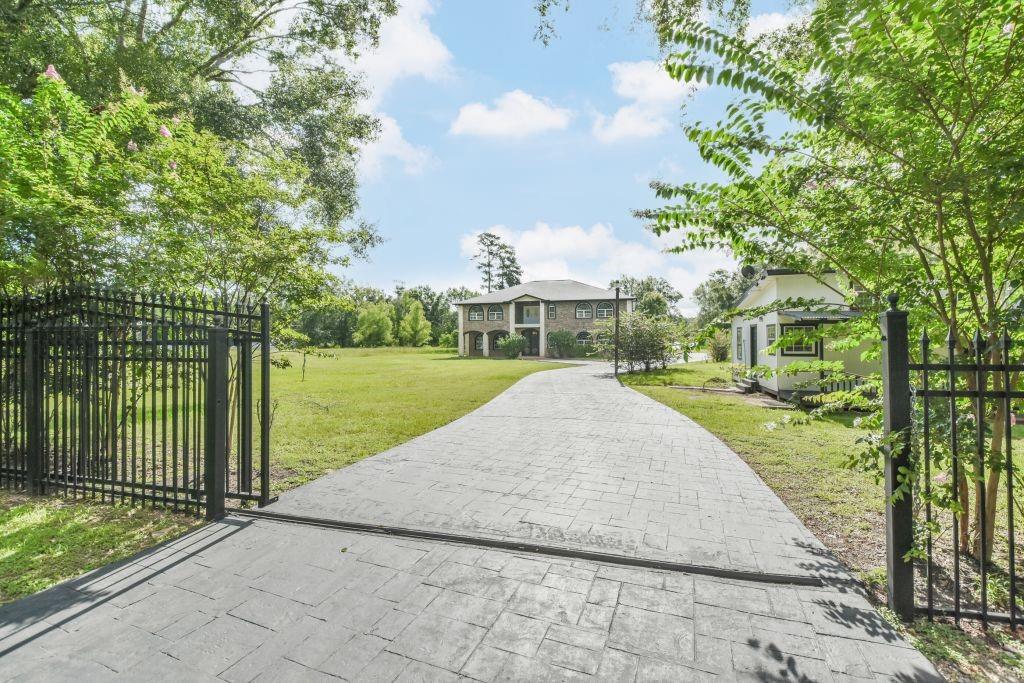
(546, 330, 577, 358)
(437, 331, 456, 348)
(595, 313, 674, 372)
(498, 333, 528, 359)
(707, 329, 729, 362)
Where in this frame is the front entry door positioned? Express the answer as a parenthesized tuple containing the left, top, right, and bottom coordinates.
(748, 324, 758, 367)
(523, 329, 540, 356)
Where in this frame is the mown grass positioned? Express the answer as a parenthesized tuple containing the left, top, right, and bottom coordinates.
(3, 347, 563, 604)
(625, 367, 1024, 681)
(617, 360, 733, 388)
(0, 490, 199, 604)
(262, 347, 568, 491)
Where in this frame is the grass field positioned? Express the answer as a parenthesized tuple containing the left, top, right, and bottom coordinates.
(263, 347, 567, 491)
(0, 490, 199, 604)
(1, 347, 565, 603)
(624, 365, 1024, 681)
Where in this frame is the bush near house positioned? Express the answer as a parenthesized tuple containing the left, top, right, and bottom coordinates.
(546, 330, 578, 358)
(498, 333, 528, 359)
(596, 313, 674, 371)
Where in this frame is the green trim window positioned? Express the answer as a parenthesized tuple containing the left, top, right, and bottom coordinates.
(596, 301, 614, 318)
(735, 327, 743, 361)
(765, 324, 777, 354)
(780, 324, 817, 356)
(576, 331, 593, 346)
(468, 305, 484, 321)
(487, 304, 504, 321)
(576, 302, 593, 319)
(547, 303, 556, 319)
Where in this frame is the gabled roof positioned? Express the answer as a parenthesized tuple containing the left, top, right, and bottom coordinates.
(454, 280, 633, 305)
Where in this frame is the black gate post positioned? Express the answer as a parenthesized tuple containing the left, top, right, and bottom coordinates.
(614, 287, 620, 377)
(880, 294, 915, 621)
(205, 324, 228, 520)
(24, 326, 44, 494)
(259, 301, 271, 505)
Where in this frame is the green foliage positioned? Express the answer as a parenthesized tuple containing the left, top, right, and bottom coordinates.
(609, 275, 683, 313)
(637, 290, 670, 317)
(498, 333, 529, 359)
(398, 300, 432, 347)
(596, 312, 675, 372)
(0, 0, 397, 259)
(706, 328, 730, 362)
(437, 331, 457, 348)
(353, 301, 394, 347)
(473, 232, 521, 293)
(692, 268, 757, 327)
(546, 330, 578, 358)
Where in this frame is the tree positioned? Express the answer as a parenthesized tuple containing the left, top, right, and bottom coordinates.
(650, 0, 1024, 560)
(353, 301, 394, 347)
(0, 0, 396, 263)
(692, 269, 757, 327)
(637, 291, 670, 317)
(595, 313, 675, 372)
(473, 233, 503, 292)
(496, 242, 523, 289)
(609, 275, 683, 314)
(498, 333, 528, 359)
(398, 300, 431, 347)
(0, 72, 335, 314)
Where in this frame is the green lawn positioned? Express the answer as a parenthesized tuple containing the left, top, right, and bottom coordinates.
(264, 347, 567, 491)
(618, 360, 733, 388)
(2, 347, 565, 603)
(623, 367, 1024, 681)
(0, 491, 199, 604)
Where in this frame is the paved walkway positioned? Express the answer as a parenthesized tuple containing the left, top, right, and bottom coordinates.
(270, 363, 835, 579)
(0, 363, 941, 681)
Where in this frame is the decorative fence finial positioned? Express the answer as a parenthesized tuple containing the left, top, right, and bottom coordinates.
(887, 293, 900, 310)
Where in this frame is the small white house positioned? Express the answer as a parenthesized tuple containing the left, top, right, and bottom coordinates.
(731, 269, 877, 399)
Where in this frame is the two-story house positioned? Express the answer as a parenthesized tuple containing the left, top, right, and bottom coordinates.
(455, 280, 634, 358)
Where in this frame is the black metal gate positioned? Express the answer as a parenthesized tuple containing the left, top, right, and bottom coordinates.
(881, 296, 1021, 628)
(0, 287, 271, 517)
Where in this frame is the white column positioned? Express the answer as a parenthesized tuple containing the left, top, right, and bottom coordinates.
(509, 303, 514, 335)
(457, 306, 464, 356)
(539, 300, 546, 357)
(482, 331, 490, 357)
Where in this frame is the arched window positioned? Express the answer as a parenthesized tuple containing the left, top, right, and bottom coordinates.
(468, 305, 484, 321)
(487, 304, 504, 321)
(474, 334, 484, 350)
(491, 332, 507, 350)
(575, 302, 593, 319)
(596, 302, 614, 319)
(576, 331, 593, 346)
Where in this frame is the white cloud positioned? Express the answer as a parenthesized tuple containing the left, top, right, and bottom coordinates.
(592, 60, 704, 143)
(450, 90, 573, 139)
(357, 0, 454, 107)
(746, 11, 803, 40)
(459, 221, 734, 315)
(359, 114, 433, 180)
(355, 0, 451, 181)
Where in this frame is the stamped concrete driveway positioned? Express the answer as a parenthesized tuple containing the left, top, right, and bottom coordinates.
(270, 362, 835, 579)
(0, 362, 942, 681)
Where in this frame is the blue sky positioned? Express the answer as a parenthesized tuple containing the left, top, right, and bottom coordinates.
(347, 0, 795, 314)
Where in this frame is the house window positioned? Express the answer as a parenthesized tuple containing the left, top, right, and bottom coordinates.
(765, 324, 777, 355)
(735, 327, 743, 361)
(575, 303, 593, 319)
(596, 302, 614, 319)
(547, 303, 556, 319)
(468, 305, 484, 321)
(474, 334, 483, 350)
(491, 333, 506, 350)
(576, 331, 592, 346)
(487, 304, 504, 321)
(781, 324, 818, 356)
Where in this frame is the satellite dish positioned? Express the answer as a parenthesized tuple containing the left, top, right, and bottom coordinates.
(740, 265, 757, 279)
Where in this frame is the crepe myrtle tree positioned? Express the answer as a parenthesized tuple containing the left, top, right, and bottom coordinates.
(645, 0, 1024, 560)
(595, 313, 675, 372)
